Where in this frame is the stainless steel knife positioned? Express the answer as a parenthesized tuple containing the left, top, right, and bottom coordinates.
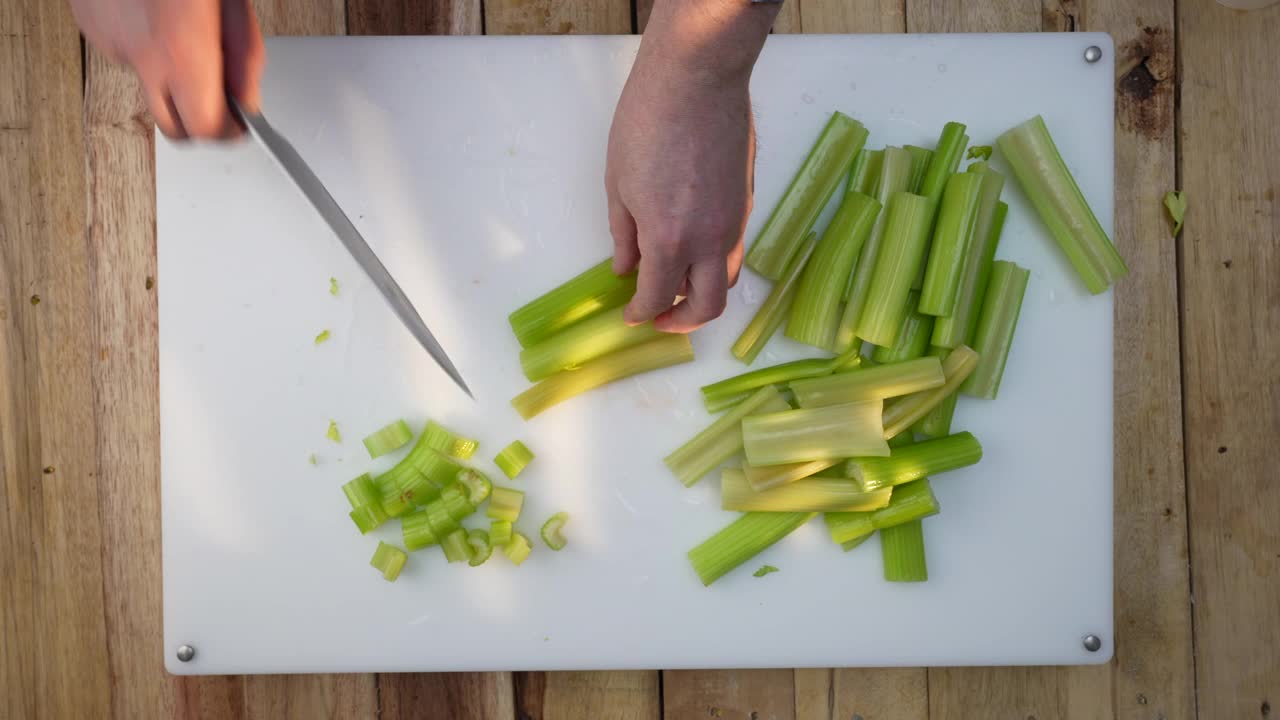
(229, 99, 473, 398)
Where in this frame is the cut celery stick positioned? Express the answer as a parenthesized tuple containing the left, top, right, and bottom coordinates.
(541, 512, 569, 550)
(504, 532, 533, 566)
(858, 192, 935, 346)
(721, 469, 892, 512)
(790, 356, 944, 407)
(932, 173, 1007, 349)
(746, 112, 869, 280)
(508, 258, 637, 348)
(441, 528, 473, 563)
(665, 385, 792, 487)
(349, 505, 388, 535)
(840, 533, 874, 552)
(845, 431, 983, 490)
(519, 306, 664, 381)
(962, 261, 1030, 399)
(687, 511, 816, 586)
(342, 473, 380, 509)
(362, 419, 413, 459)
(919, 172, 984, 316)
(905, 145, 935, 193)
(401, 508, 438, 551)
(420, 420, 479, 460)
(489, 520, 513, 547)
(700, 350, 858, 413)
(742, 400, 889, 466)
(487, 486, 525, 522)
(824, 478, 939, 544)
(512, 333, 695, 420)
(370, 541, 407, 582)
(314, 329, 331, 345)
(494, 441, 535, 479)
(881, 519, 928, 582)
(733, 231, 819, 364)
(997, 115, 1127, 293)
(916, 123, 968, 207)
(744, 458, 839, 492)
(456, 468, 493, 505)
(871, 291, 934, 363)
(467, 528, 493, 566)
(882, 345, 979, 438)
(912, 346, 959, 437)
(786, 192, 882, 350)
(853, 149, 884, 195)
(326, 420, 341, 443)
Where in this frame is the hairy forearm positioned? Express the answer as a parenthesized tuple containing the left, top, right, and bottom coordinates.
(641, 0, 779, 86)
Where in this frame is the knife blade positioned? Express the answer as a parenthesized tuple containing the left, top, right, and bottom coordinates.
(229, 99, 473, 398)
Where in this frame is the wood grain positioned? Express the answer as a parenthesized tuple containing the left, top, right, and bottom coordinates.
(665, 670, 796, 720)
(347, 0, 481, 36)
(380, 671, 515, 720)
(636, 0, 801, 34)
(800, 0, 905, 33)
(1179, 2, 1280, 718)
(485, 0, 632, 35)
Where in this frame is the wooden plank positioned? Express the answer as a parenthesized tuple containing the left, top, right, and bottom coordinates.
(347, 0, 481, 35)
(485, 0, 631, 35)
(0, 0, 114, 717)
(664, 670, 795, 720)
(1179, 2, 1280, 718)
(800, 0, 904, 33)
(636, 0, 800, 34)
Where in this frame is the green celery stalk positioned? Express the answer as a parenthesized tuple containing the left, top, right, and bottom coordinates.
(664, 385, 791, 487)
(721, 469, 892, 512)
(489, 520, 513, 547)
(855, 192, 936, 346)
(504, 532, 533, 566)
(840, 533, 874, 552)
(362, 419, 413, 459)
(441, 528, 473, 563)
(400, 508, 438, 551)
(919, 172, 984, 316)
(871, 291, 934, 363)
(881, 345, 979, 438)
(518, 306, 664, 381)
(733, 231, 819, 364)
(467, 528, 493, 566)
(790, 356, 944, 407)
(844, 431, 983, 490)
(370, 541, 407, 582)
(700, 349, 859, 413)
(847, 149, 880, 195)
(912, 346, 960, 437)
(916, 123, 968, 206)
(420, 420, 479, 460)
(508, 258, 637, 348)
(742, 400, 889, 467)
(540, 512, 569, 550)
(785, 192, 882, 350)
(687, 511, 816, 586)
(744, 458, 839, 491)
(824, 478, 939, 544)
(997, 115, 1127, 293)
(494, 440, 535, 479)
(962, 261, 1030, 399)
(905, 145, 935, 193)
(746, 113, 869, 280)
(931, 171, 1007, 348)
(511, 333, 695, 420)
(487, 486, 525, 523)
(881, 519, 928, 582)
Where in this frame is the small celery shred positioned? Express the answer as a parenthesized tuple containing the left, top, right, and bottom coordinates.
(487, 486, 525, 523)
(519, 306, 663, 381)
(309, 454, 318, 466)
(326, 420, 341, 443)
(966, 145, 993, 161)
(495, 441, 535, 479)
(504, 532, 533, 566)
(421, 420, 479, 460)
(541, 512, 569, 551)
(1164, 190, 1186, 237)
(688, 511, 816, 586)
(362, 419, 413, 459)
(329, 277, 340, 296)
(315, 329, 331, 345)
(508, 258, 638, 349)
(742, 400, 889, 466)
(753, 565, 780, 578)
(370, 541, 407, 582)
(664, 385, 791, 487)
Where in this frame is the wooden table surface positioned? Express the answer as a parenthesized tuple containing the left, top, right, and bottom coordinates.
(2, 0, 1276, 717)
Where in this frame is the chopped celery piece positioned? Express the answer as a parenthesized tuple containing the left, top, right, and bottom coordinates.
(917, 123, 968, 207)
(314, 329, 331, 345)
(349, 505, 388, 535)
(845, 431, 983, 491)
(905, 145, 934, 193)
(912, 346, 960, 437)
(519, 306, 664, 381)
(744, 458, 839, 492)
(932, 180, 1007, 349)
(853, 149, 884, 195)
(881, 519, 928, 582)
(309, 453, 318, 466)
(405, 445, 465, 487)
(342, 473, 380, 508)
(456, 468, 492, 505)
(495, 441, 535, 479)
(746, 112, 869, 280)
(882, 345, 979, 439)
(508, 258, 638, 348)
(420, 420, 479, 460)
(733, 231, 819, 364)
(721, 469, 892, 512)
(742, 400, 889, 467)
(489, 520, 513, 547)
(966, 145, 992, 161)
(825, 478, 939, 544)
(919, 172, 984, 316)
(401, 508, 438, 551)
(541, 512, 569, 551)
(962, 261, 1030, 399)
(442, 490, 475, 522)
(687, 511, 816, 586)
(753, 565, 780, 578)
(512, 334, 694, 420)
(1164, 190, 1186, 237)
(871, 291, 934, 363)
(487, 486, 525, 523)
(504, 532, 533, 566)
(467, 528, 493, 566)
(329, 277, 339, 296)
(997, 115, 1127, 293)
(326, 420, 341, 443)
(425, 500, 459, 538)
(786, 192, 882, 350)
(699, 351, 857, 413)
(664, 385, 791, 487)
(791, 356, 944, 408)
(441, 528, 473, 563)
(362, 419, 413, 459)
(370, 541, 407, 582)
(857, 192, 934, 346)
(840, 533, 873, 552)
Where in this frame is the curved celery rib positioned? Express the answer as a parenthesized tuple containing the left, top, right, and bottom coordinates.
(881, 519, 928, 582)
(700, 351, 858, 414)
(845, 431, 983, 491)
(511, 333, 695, 420)
(504, 532, 533, 566)
(742, 400, 888, 467)
(467, 529, 493, 567)
(489, 520, 513, 547)
(871, 291, 934, 364)
(456, 468, 492, 505)
(519, 306, 663, 381)
(919, 173, 984, 317)
(932, 182, 1007, 349)
(824, 478, 939, 545)
(362, 419, 413, 459)
(421, 420, 479, 460)
(746, 112, 869, 280)
(744, 458, 838, 492)
(687, 511, 816, 586)
(487, 486, 525, 523)
(961, 261, 1030, 399)
(997, 115, 1127, 293)
(508, 258, 637, 348)
(370, 541, 407, 582)
(733, 231, 819, 364)
(857, 192, 935, 346)
(881, 345, 979, 439)
(541, 512, 569, 551)
(790, 356, 944, 408)
(721, 469, 892, 512)
(664, 385, 791, 487)
(494, 441, 535, 479)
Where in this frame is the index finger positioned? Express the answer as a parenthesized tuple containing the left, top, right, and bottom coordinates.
(166, 4, 237, 139)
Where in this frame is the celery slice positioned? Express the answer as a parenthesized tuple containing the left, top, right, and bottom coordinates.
(699, 351, 857, 413)
(362, 419, 413, 459)
(746, 112, 869, 280)
(540, 512, 569, 551)
(370, 541, 407, 582)
(425, 500, 459, 538)
(487, 486, 525, 523)
(329, 277, 340, 296)
(753, 565, 780, 578)
(825, 478, 939, 544)
(401, 508, 438, 551)
(664, 385, 791, 487)
(442, 490, 475, 524)
(791, 356, 944, 407)
(489, 519, 513, 547)
(1163, 190, 1186, 237)
(420, 420, 479, 460)
(508, 258, 638, 348)
(441, 528, 473, 563)
(742, 400, 888, 467)
(932, 188, 1007, 349)
(314, 329, 331, 345)
(912, 346, 960, 437)
(881, 519, 928, 582)
(845, 431, 983, 491)
(919, 172, 984, 316)
(905, 145, 934, 193)
(494, 441, 535, 479)
(504, 532, 533, 566)
(871, 291, 934, 363)
(326, 420, 341, 443)
(882, 345, 979, 439)
(687, 511, 816, 586)
(349, 505, 388, 535)
(721, 469, 892, 512)
(511, 333, 695, 420)
(961, 261, 1030, 399)
(519, 306, 664, 381)
(733, 231, 819, 364)
(744, 458, 839, 492)
(456, 468, 492, 505)
(997, 115, 1127, 293)
(342, 473, 380, 508)
(467, 528, 493, 566)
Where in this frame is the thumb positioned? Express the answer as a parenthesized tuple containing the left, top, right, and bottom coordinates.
(608, 196, 640, 276)
(221, 0, 266, 111)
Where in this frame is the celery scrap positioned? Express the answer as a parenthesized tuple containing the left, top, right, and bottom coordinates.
(370, 541, 407, 582)
(919, 172, 984, 317)
(1164, 190, 1186, 237)
(326, 420, 341, 443)
(687, 511, 816, 586)
(966, 145, 992, 161)
(753, 565, 780, 578)
(504, 532, 533, 566)
(508, 258, 638, 348)
(308, 453, 318, 466)
(665, 385, 791, 487)
(541, 512, 569, 551)
(329, 277, 340, 296)
(495, 441, 535, 479)
(315, 329, 331, 345)
(362, 419, 413, 459)
(916, 123, 968, 206)
(931, 171, 1007, 349)
(742, 400, 889, 467)
(700, 350, 858, 413)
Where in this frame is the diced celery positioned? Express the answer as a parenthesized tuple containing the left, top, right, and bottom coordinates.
(362, 419, 413, 459)
(467, 528, 493, 566)
(495, 441, 535, 479)
(370, 541, 407, 582)
(540, 512, 569, 551)
(441, 528, 473, 563)
(487, 487, 525, 523)
(504, 532, 533, 566)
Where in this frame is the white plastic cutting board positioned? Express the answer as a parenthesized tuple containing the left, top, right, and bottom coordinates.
(158, 33, 1115, 674)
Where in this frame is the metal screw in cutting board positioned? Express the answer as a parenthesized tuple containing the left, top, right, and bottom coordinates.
(1082, 635, 1102, 652)
(177, 645, 196, 662)
(1083, 46, 1102, 64)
